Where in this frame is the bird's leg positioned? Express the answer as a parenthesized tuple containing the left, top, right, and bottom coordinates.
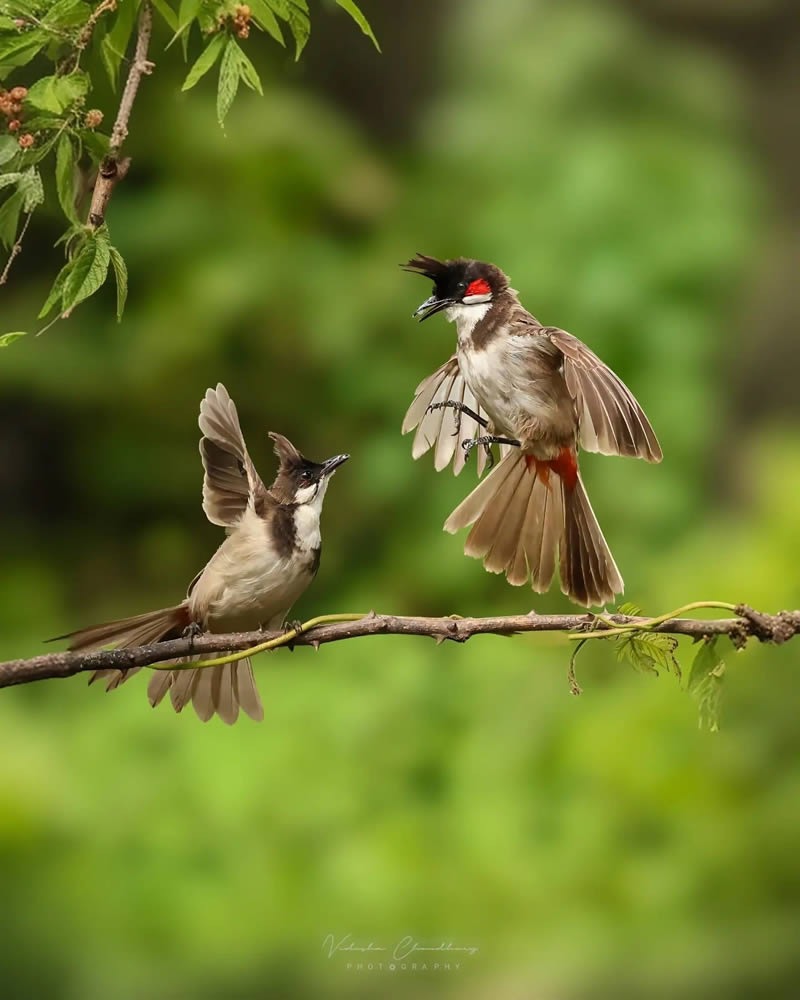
(462, 435, 521, 469)
(426, 400, 489, 435)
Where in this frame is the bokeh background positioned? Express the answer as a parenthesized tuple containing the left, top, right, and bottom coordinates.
(1, 0, 799, 996)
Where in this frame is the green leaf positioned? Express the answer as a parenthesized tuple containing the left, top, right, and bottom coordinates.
(335, 0, 380, 51)
(55, 133, 79, 225)
(615, 629, 681, 679)
(616, 601, 641, 617)
(0, 134, 18, 167)
(108, 244, 128, 321)
(38, 257, 74, 319)
(181, 31, 226, 91)
(232, 40, 263, 95)
(18, 167, 43, 212)
(26, 72, 89, 114)
(101, 0, 139, 90)
(248, 0, 285, 45)
(269, 0, 310, 59)
(687, 637, 723, 693)
(0, 189, 22, 248)
(0, 30, 48, 75)
(0, 331, 28, 347)
(687, 638, 730, 732)
(43, 0, 91, 29)
(216, 37, 241, 125)
(61, 230, 111, 313)
(168, 0, 201, 53)
(79, 128, 110, 163)
(151, 0, 178, 31)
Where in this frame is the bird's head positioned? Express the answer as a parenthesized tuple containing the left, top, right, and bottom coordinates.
(269, 433, 349, 506)
(402, 254, 509, 322)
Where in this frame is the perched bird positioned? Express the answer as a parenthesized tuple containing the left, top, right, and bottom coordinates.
(402, 254, 661, 607)
(55, 384, 349, 723)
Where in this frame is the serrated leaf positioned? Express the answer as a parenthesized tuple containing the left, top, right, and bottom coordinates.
(0, 30, 48, 75)
(181, 31, 226, 91)
(101, 0, 139, 90)
(18, 166, 43, 211)
(0, 331, 27, 347)
(232, 40, 263, 95)
(335, 0, 380, 51)
(616, 601, 641, 618)
(216, 37, 241, 125)
(615, 630, 681, 678)
(248, 0, 284, 45)
(55, 133, 79, 225)
(108, 244, 128, 320)
(0, 189, 22, 248)
(0, 134, 19, 167)
(151, 0, 177, 31)
(26, 72, 89, 114)
(38, 257, 74, 318)
(687, 637, 724, 693)
(688, 639, 726, 732)
(61, 231, 111, 313)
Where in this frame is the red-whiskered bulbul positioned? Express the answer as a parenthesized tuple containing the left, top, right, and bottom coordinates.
(402, 254, 662, 607)
(54, 384, 349, 724)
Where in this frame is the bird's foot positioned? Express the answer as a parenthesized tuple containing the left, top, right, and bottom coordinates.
(462, 435, 521, 468)
(281, 619, 304, 653)
(426, 400, 489, 432)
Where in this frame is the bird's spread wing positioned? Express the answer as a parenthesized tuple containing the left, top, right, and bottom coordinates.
(402, 356, 491, 476)
(547, 328, 662, 463)
(198, 383, 268, 527)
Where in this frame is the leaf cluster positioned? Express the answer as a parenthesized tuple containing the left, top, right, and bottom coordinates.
(0, 0, 377, 334)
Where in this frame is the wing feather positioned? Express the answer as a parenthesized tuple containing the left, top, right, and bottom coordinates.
(548, 328, 662, 462)
(198, 383, 268, 527)
(403, 357, 491, 476)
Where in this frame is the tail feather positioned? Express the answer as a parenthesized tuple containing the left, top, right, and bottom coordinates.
(148, 657, 263, 725)
(444, 450, 623, 607)
(57, 600, 265, 724)
(51, 604, 191, 691)
(562, 478, 623, 606)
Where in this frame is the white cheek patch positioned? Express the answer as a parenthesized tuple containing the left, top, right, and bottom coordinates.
(462, 292, 492, 305)
(294, 483, 318, 505)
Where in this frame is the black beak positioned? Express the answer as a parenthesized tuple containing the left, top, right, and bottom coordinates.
(321, 453, 349, 477)
(413, 293, 455, 322)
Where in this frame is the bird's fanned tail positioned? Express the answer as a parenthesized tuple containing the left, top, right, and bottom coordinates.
(444, 450, 623, 606)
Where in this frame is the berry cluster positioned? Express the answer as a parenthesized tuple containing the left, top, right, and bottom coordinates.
(232, 4, 251, 39)
(0, 86, 33, 149)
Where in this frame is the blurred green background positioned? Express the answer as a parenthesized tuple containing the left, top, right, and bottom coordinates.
(1, 1, 799, 997)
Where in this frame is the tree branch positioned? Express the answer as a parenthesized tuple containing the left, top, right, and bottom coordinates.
(87, 1, 154, 230)
(1, 605, 798, 690)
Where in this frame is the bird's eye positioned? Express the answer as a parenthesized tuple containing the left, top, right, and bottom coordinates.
(456, 280, 467, 292)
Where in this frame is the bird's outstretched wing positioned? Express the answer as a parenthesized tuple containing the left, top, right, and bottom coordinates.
(402, 356, 491, 476)
(547, 328, 662, 462)
(198, 383, 268, 527)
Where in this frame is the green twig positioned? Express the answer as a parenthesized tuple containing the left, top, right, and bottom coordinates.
(151, 613, 368, 671)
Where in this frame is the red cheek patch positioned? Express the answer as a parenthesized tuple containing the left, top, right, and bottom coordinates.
(465, 278, 491, 297)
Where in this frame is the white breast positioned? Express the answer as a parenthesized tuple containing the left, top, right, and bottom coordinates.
(189, 505, 320, 633)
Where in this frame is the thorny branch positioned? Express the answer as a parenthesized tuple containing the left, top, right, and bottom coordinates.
(0, 604, 798, 690)
(87, 1, 154, 229)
